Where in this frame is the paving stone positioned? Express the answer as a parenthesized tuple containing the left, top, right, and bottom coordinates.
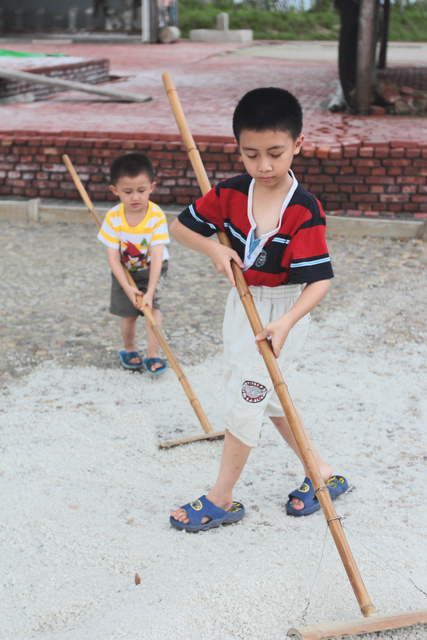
(0, 41, 425, 144)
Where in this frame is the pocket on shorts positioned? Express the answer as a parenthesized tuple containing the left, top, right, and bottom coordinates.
(278, 312, 310, 369)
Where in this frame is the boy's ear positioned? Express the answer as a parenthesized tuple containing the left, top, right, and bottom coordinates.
(109, 184, 119, 197)
(150, 180, 157, 192)
(294, 134, 304, 155)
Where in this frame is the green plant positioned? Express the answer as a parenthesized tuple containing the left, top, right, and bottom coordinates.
(178, 0, 427, 42)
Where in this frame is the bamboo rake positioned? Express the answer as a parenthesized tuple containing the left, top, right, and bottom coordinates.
(287, 609, 427, 640)
(162, 72, 427, 639)
(63, 154, 224, 448)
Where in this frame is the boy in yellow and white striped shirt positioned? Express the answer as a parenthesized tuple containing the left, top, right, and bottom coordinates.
(98, 153, 170, 373)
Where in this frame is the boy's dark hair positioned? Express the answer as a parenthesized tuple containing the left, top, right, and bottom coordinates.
(110, 152, 155, 185)
(232, 87, 303, 143)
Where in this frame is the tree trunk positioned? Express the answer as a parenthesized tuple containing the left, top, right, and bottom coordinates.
(337, 0, 360, 109)
(355, 0, 376, 115)
(378, 0, 390, 69)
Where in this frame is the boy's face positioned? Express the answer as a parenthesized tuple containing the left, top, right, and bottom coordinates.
(238, 129, 303, 189)
(109, 173, 155, 216)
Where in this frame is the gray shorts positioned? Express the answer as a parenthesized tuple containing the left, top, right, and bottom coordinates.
(109, 262, 168, 317)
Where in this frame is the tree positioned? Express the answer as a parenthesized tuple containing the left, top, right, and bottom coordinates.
(336, 0, 388, 114)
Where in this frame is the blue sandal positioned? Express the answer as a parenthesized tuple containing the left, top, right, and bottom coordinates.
(144, 357, 167, 375)
(286, 475, 349, 517)
(119, 350, 143, 370)
(170, 495, 245, 532)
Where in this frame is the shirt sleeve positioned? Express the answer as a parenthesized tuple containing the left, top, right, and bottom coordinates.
(178, 185, 225, 237)
(150, 209, 170, 247)
(286, 200, 334, 284)
(97, 211, 120, 249)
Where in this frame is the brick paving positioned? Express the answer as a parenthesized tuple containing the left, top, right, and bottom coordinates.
(0, 40, 426, 145)
(0, 40, 425, 218)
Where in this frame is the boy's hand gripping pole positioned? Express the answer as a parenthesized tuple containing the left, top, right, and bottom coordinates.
(161, 73, 378, 621)
(63, 154, 225, 448)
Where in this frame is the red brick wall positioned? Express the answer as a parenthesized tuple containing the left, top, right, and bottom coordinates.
(0, 131, 426, 218)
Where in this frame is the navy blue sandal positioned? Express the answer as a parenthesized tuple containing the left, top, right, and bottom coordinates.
(170, 495, 245, 532)
(286, 475, 349, 517)
(119, 350, 143, 370)
(144, 357, 167, 375)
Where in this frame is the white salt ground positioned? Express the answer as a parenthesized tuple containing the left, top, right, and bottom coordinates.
(1, 314, 426, 639)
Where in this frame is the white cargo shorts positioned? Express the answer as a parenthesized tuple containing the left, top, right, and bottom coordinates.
(222, 284, 310, 448)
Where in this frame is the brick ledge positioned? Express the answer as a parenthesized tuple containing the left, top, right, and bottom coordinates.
(0, 198, 425, 240)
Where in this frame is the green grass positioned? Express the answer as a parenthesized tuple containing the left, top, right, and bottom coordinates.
(388, 4, 427, 41)
(178, 1, 427, 42)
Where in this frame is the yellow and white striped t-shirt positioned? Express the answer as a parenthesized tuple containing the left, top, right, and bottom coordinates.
(97, 201, 170, 272)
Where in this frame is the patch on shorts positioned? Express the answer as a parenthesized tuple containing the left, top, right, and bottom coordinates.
(241, 380, 267, 403)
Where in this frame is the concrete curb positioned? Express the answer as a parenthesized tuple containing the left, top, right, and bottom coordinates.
(0, 198, 425, 240)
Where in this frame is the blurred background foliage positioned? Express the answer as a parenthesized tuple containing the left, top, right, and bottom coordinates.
(178, 0, 427, 41)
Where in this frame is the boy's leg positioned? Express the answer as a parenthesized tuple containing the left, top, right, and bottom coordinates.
(121, 316, 141, 365)
(269, 411, 332, 511)
(144, 307, 164, 372)
(170, 429, 251, 524)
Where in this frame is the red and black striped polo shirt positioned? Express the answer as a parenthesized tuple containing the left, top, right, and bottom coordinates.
(178, 172, 334, 287)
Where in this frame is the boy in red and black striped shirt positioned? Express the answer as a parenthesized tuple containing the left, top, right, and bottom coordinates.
(170, 87, 348, 531)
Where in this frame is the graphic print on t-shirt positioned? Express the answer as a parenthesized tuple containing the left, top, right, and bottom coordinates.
(122, 238, 149, 271)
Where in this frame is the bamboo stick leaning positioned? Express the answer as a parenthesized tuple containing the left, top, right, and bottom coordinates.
(162, 73, 427, 640)
(63, 154, 224, 448)
(0, 67, 152, 103)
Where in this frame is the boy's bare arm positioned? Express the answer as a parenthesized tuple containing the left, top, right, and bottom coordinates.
(141, 244, 164, 308)
(170, 218, 244, 286)
(256, 279, 331, 358)
(107, 247, 141, 307)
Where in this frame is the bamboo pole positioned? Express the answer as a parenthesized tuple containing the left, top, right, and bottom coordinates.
(0, 67, 152, 103)
(63, 153, 224, 447)
(161, 73, 377, 618)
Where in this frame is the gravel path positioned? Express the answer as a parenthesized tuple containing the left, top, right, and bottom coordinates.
(1, 219, 425, 385)
(1, 218, 426, 640)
